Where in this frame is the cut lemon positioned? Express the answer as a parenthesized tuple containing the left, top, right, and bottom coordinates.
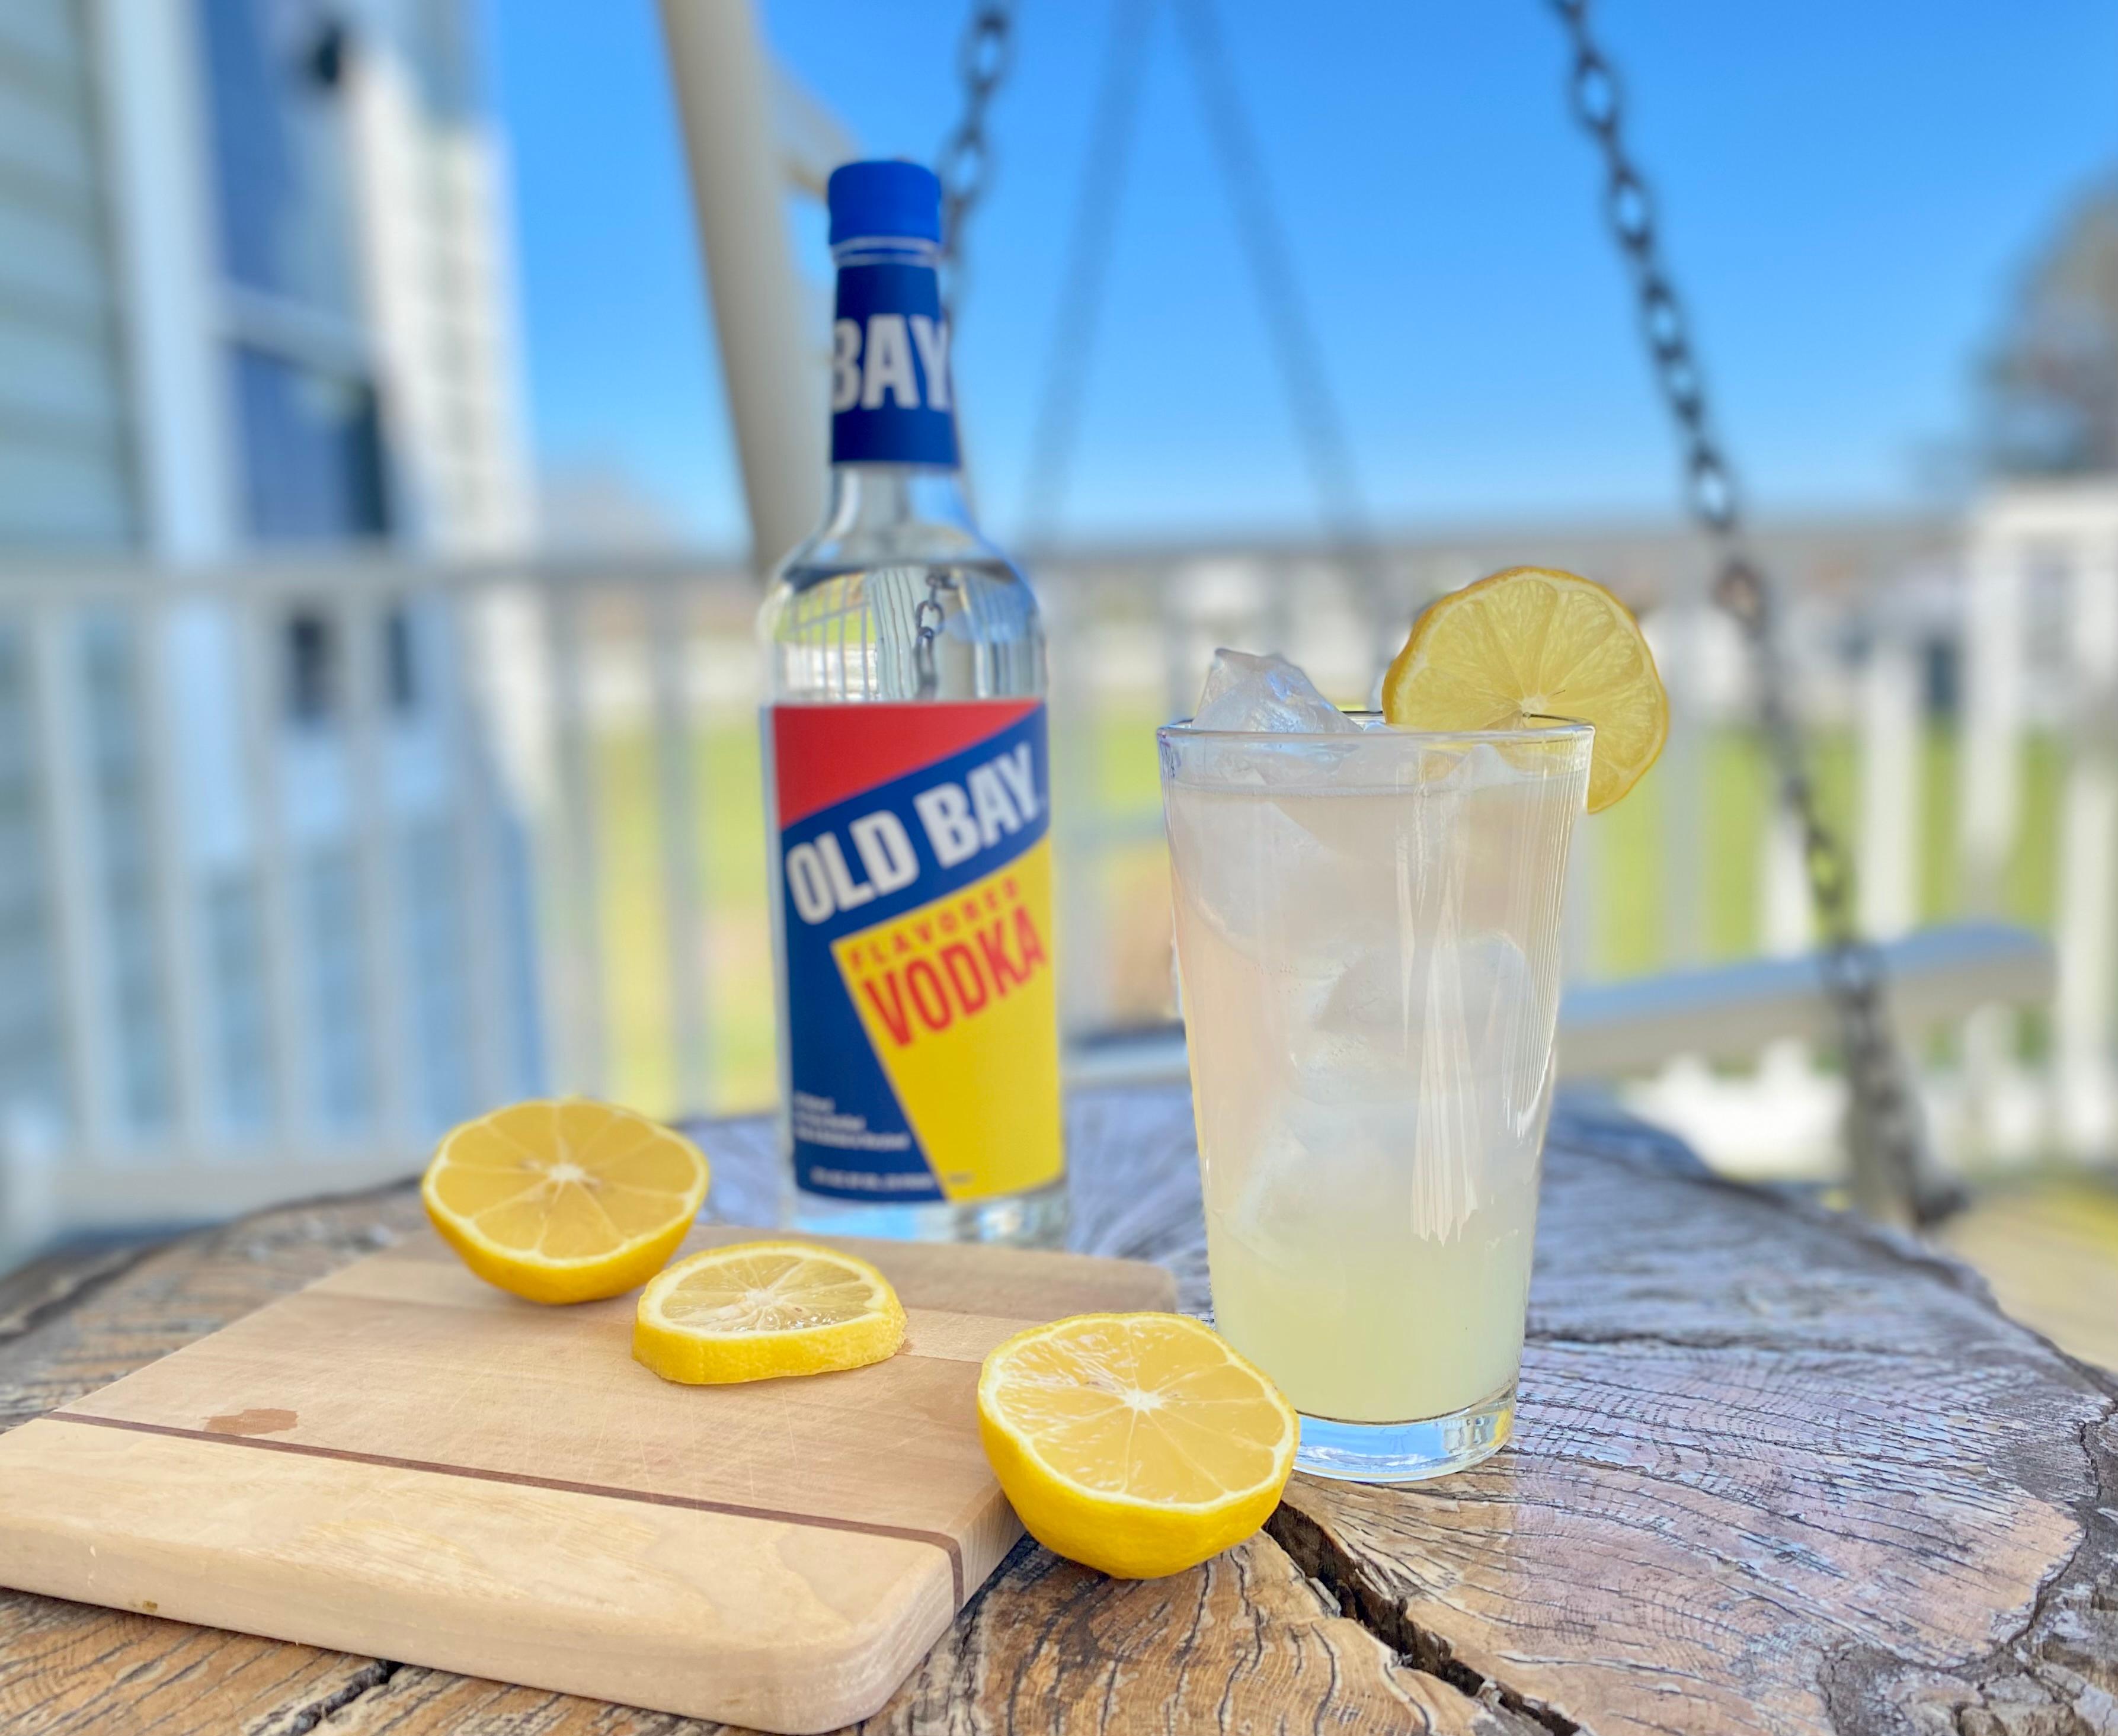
(977, 1312, 1297, 1580)
(421, 1099, 709, 1305)
(1382, 565, 1669, 812)
(634, 1241, 907, 1385)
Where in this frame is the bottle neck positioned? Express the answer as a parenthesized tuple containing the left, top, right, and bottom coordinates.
(829, 238, 960, 472)
(814, 464, 978, 543)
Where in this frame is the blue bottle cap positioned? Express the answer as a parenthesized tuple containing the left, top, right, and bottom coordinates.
(827, 159, 943, 246)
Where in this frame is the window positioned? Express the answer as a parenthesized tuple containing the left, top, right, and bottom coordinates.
(197, 1, 391, 544)
(196, 0, 359, 316)
(228, 346, 389, 542)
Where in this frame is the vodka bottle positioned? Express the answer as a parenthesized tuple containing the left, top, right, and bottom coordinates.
(758, 161, 1067, 1247)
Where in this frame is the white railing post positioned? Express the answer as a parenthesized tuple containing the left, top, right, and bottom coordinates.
(2054, 531, 2118, 1158)
(30, 607, 115, 1160)
(444, 588, 513, 1113)
(1857, 629, 1921, 942)
(1754, 776, 1823, 1133)
(1763, 795, 1812, 956)
(1160, 561, 1199, 726)
(650, 585, 711, 1114)
(235, 600, 313, 1147)
(546, 585, 607, 1098)
(1960, 531, 2026, 910)
(1959, 527, 2029, 1160)
(1046, 568, 1110, 1033)
(1653, 600, 1706, 969)
(340, 594, 415, 1143)
(137, 603, 213, 1149)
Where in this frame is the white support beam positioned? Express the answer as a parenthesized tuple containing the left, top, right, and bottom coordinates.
(658, 0, 829, 576)
(770, 57, 860, 198)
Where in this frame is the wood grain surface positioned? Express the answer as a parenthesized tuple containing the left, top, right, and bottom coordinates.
(1, 1084, 2112, 1736)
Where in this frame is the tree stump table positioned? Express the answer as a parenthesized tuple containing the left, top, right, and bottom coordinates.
(2, 1084, 2113, 1735)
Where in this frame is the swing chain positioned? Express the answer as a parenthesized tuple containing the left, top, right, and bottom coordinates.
(1549, 0, 1950, 1225)
(938, 1, 1018, 292)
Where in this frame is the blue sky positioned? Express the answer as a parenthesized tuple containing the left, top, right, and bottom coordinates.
(491, 1, 2118, 550)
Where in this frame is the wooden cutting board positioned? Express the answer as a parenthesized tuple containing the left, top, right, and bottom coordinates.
(0, 1222, 1175, 1733)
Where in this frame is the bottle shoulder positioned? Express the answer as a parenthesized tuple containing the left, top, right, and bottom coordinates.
(759, 558, 1044, 641)
(759, 465, 1044, 700)
(763, 545, 1038, 608)
(769, 465, 1019, 585)
(760, 560, 1044, 702)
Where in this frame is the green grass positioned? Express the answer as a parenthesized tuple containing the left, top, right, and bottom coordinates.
(575, 715, 2078, 1119)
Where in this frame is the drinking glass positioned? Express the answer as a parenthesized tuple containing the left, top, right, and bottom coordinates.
(1159, 716, 1593, 1482)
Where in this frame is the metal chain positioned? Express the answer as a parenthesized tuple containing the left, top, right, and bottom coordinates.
(913, 574, 958, 699)
(937, 1, 1019, 312)
(1548, 0, 1952, 1225)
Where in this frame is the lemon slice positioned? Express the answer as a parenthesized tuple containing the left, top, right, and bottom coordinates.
(1383, 565, 1669, 812)
(633, 1241, 907, 1385)
(977, 1312, 1297, 1580)
(421, 1099, 709, 1304)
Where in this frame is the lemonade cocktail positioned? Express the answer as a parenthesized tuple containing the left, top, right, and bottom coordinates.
(1160, 712, 1592, 1481)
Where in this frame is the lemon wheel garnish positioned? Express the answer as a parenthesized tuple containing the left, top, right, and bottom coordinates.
(633, 1240, 907, 1385)
(1383, 565, 1669, 812)
(977, 1312, 1297, 1580)
(421, 1099, 709, 1305)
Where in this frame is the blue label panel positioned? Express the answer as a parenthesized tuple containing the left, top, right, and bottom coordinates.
(830, 262, 961, 467)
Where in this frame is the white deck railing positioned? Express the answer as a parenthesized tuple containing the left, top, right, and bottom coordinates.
(0, 485, 2107, 1253)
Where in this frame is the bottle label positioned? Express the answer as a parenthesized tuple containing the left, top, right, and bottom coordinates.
(830, 262, 960, 467)
(770, 700, 1063, 1202)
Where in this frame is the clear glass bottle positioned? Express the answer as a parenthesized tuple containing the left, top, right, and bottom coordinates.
(758, 161, 1067, 1247)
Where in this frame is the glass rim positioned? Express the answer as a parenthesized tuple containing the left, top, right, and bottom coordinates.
(1157, 711, 1595, 747)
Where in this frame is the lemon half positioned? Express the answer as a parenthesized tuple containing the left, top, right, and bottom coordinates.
(421, 1099, 709, 1304)
(978, 1312, 1297, 1580)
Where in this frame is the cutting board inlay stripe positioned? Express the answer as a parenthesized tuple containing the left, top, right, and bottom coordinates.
(48, 1408, 969, 1602)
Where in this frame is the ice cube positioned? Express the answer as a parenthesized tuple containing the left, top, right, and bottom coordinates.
(1194, 649, 1359, 734)
(1430, 740, 1515, 793)
(1299, 930, 1547, 1091)
(1213, 1117, 1368, 1305)
(1282, 930, 1554, 1238)
(1166, 796, 1350, 973)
